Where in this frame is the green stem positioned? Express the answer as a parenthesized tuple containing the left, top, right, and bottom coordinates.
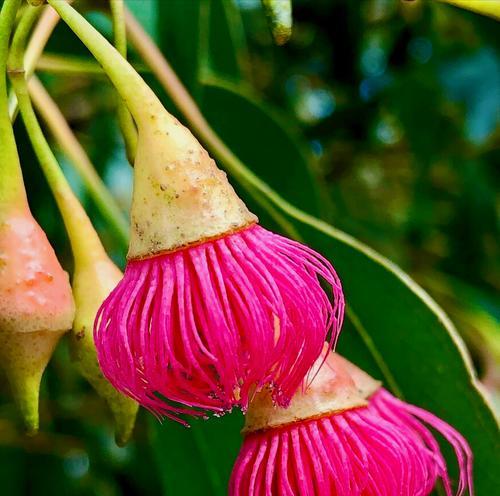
(8, 4, 59, 121)
(28, 76, 129, 248)
(109, 0, 137, 163)
(8, 6, 112, 268)
(9, 5, 41, 61)
(36, 53, 114, 74)
(46, 0, 162, 130)
(7, 3, 128, 247)
(0, 0, 25, 213)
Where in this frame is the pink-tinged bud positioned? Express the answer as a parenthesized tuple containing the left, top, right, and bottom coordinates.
(0, 206, 74, 433)
(231, 351, 473, 496)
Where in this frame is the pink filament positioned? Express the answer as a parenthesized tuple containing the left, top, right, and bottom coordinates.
(94, 225, 344, 421)
(230, 389, 473, 496)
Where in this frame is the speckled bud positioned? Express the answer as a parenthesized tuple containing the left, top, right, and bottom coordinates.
(128, 112, 257, 260)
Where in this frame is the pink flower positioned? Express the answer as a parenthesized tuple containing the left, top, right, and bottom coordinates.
(94, 224, 344, 421)
(230, 351, 473, 496)
(45, 12, 344, 422)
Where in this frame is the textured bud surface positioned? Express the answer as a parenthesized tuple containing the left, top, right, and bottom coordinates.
(0, 206, 74, 432)
(243, 349, 380, 433)
(0, 208, 74, 334)
(128, 113, 257, 260)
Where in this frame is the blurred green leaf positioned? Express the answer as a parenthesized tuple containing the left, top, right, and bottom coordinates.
(157, 0, 245, 99)
(207, 0, 247, 81)
(125, 0, 158, 41)
(150, 413, 243, 496)
(157, 0, 205, 96)
(0, 447, 25, 496)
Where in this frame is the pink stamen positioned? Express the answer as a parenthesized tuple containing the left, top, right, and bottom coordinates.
(230, 389, 473, 496)
(94, 225, 344, 421)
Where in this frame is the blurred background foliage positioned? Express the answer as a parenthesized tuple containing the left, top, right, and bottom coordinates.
(0, 0, 499, 495)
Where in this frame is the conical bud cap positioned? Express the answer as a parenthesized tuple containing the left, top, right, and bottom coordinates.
(244, 348, 381, 433)
(128, 112, 257, 260)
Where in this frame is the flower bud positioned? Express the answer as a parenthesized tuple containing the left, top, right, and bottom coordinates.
(231, 350, 473, 496)
(0, 206, 74, 433)
(71, 252, 138, 446)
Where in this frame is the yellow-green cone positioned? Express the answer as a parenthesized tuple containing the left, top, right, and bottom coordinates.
(0, 330, 63, 434)
(71, 253, 138, 446)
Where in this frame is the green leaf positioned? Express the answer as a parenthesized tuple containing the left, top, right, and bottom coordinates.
(149, 413, 243, 496)
(157, 0, 206, 96)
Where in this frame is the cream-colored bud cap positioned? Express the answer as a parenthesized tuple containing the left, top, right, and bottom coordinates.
(243, 347, 381, 433)
(128, 112, 257, 260)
